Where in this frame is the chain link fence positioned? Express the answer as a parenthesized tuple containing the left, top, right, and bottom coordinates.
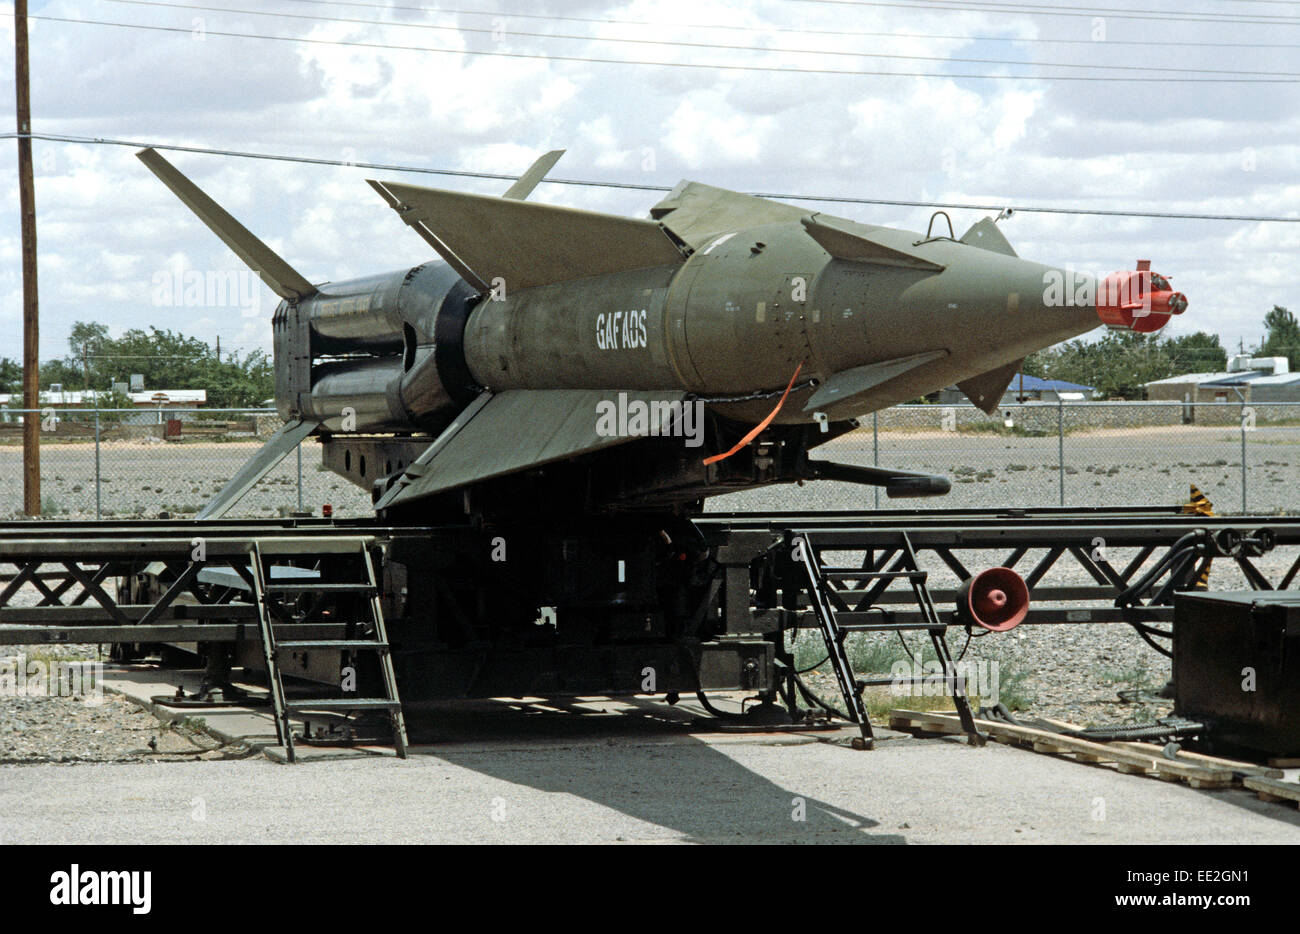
(807, 400, 1299, 514)
(2, 402, 1296, 519)
(0, 408, 370, 520)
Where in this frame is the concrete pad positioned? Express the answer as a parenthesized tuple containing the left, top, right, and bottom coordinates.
(98, 663, 910, 762)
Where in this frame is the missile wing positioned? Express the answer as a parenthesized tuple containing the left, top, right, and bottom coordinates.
(367, 179, 686, 292)
(649, 181, 808, 247)
(373, 389, 690, 511)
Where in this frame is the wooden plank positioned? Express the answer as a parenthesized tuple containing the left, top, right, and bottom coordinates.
(890, 709, 1234, 785)
(888, 711, 963, 735)
(1243, 777, 1300, 807)
(1038, 715, 1284, 778)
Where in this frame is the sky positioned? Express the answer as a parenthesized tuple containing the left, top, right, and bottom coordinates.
(1, 0, 1298, 373)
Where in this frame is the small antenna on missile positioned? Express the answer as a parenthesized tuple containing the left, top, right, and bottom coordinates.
(995, 208, 1014, 224)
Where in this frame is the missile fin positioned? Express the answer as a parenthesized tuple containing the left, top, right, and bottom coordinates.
(501, 149, 565, 200)
(136, 148, 316, 302)
(197, 418, 317, 519)
(650, 181, 807, 248)
(959, 217, 1018, 257)
(957, 359, 1024, 414)
(368, 181, 685, 291)
(802, 214, 946, 271)
(367, 179, 490, 292)
(380, 389, 689, 508)
(803, 350, 949, 416)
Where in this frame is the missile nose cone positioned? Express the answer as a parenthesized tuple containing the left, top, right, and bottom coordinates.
(1096, 261, 1188, 333)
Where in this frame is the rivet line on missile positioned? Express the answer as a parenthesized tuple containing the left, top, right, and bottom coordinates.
(703, 364, 805, 467)
(6, 133, 1298, 225)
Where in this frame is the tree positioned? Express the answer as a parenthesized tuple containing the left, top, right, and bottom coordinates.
(67, 320, 109, 389)
(1260, 306, 1300, 370)
(0, 358, 20, 394)
(43, 322, 275, 408)
(1035, 331, 1174, 399)
(1165, 331, 1227, 375)
(39, 358, 82, 390)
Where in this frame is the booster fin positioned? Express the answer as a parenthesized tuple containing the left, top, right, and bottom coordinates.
(136, 148, 316, 301)
(196, 418, 317, 519)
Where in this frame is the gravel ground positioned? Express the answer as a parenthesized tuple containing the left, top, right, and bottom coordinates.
(0, 643, 258, 764)
(0, 688, 239, 763)
(5, 728, 1299, 845)
(4, 423, 1299, 519)
(0, 580, 260, 764)
(0, 440, 370, 519)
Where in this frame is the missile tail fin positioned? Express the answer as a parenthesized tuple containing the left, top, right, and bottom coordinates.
(957, 359, 1023, 414)
(501, 149, 565, 200)
(197, 418, 317, 519)
(136, 148, 316, 302)
(960, 217, 1018, 257)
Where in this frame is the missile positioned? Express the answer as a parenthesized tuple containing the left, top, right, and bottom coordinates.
(135, 149, 1186, 520)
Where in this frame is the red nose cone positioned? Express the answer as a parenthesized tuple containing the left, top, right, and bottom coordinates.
(1097, 264, 1188, 333)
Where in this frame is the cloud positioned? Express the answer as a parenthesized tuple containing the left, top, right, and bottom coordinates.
(0, 0, 1295, 364)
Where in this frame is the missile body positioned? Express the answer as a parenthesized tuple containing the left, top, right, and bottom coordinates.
(463, 219, 1113, 423)
(137, 147, 1186, 514)
(295, 214, 1180, 435)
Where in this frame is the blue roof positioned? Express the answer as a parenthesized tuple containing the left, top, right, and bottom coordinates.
(1006, 373, 1094, 392)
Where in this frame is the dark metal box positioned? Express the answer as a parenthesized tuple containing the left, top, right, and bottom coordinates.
(1174, 590, 1300, 755)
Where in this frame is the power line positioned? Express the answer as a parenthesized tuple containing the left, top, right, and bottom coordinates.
(17, 13, 1300, 82)
(782, 0, 1300, 25)
(6, 132, 1299, 224)
(275, 0, 1300, 49)
(101, 0, 1300, 77)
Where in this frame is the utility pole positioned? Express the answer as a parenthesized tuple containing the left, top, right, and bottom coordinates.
(15, 0, 40, 516)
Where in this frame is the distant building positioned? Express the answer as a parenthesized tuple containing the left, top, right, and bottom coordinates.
(0, 388, 206, 408)
(937, 373, 1095, 406)
(1144, 355, 1298, 403)
(0, 388, 207, 425)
